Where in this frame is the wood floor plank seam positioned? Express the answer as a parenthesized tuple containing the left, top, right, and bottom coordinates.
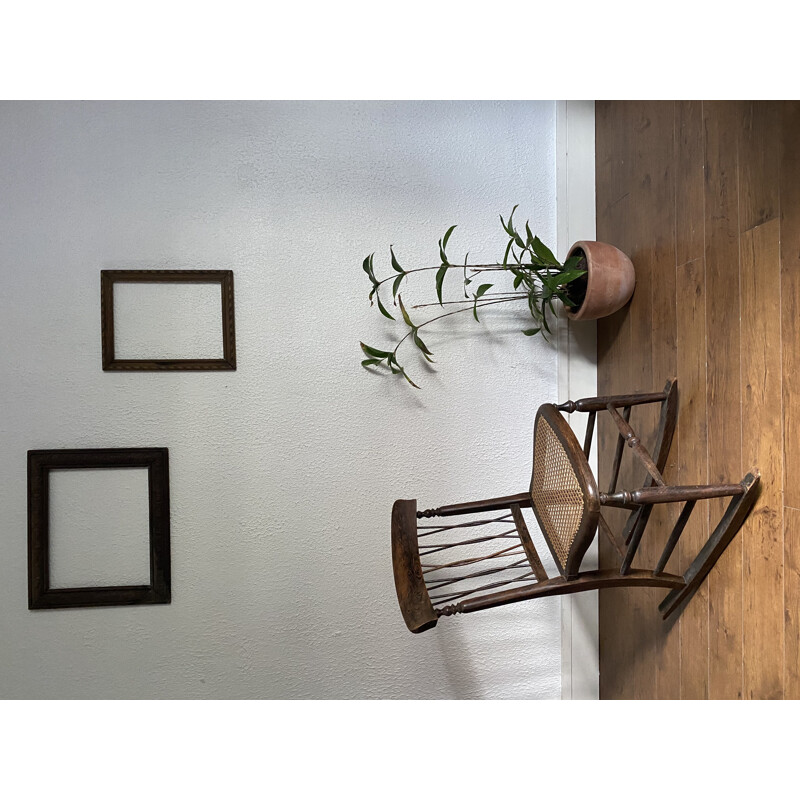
(778, 114, 786, 698)
(597, 101, 796, 700)
(736, 101, 745, 701)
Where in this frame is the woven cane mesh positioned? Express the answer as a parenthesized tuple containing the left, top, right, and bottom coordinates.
(531, 415, 586, 571)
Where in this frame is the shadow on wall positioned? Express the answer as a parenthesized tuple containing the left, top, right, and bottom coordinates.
(435, 621, 482, 699)
(432, 599, 560, 699)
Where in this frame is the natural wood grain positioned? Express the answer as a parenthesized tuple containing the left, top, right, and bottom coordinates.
(596, 100, 639, 700)
(647, 101, 688, 699)
(781, 102, 800, 510)
(391, 499, 438, 634)
(784, 507, 800, 698)
(738, 101, 781, 232)
(740, 220, 784, 700)
(597, 100, 798, 701)
(782, 104, 800, 697)
(704, 100, 744, 699)
(675, 257, 709, 699)
(638, 101, 679, 699)
(674, 101, 705, 266)
(620, 102, 668, 700)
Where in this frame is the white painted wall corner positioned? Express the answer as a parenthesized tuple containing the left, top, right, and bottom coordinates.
(556, 100, 599, 700)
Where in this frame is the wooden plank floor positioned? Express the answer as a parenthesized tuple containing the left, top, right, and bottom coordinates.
(596, 101, 799, 699)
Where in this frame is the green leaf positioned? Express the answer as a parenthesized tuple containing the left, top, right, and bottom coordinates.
(392, 273, 404, 300)
(539, 273, 558, 292)
(438, 239, 449, 266)
(540, 300, 552, 334)
(475, 283, 492, 299)
(502, 238, 514, 267)
(375, 292, 395, 320)
(435, 264, 448, 306)
(400, 369, 421, 389)
(525, 221, 535, 246)
(531, 236, 558, 265)
(522, 328, 541, 336)
(412, 331, 435, 362)
(361, 358, 382, 368)
(554, 268, 586, 285)
(442, 224, 456, 251)
(412, 330, 433, 355)
(507, 204, 519, 232)
(563, 255, 583, 270)
(398, 295, 414, 328)
(360, 342, 392, 360)
(362, 253, 377, 286)
(528, 293, 541, 321)
(390, 246, 404, 274)
(472, 298, 480, 322)
(513, 273, 523, 290)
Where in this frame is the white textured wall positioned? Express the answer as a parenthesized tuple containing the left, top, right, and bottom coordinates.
(0, 101, 559, 698)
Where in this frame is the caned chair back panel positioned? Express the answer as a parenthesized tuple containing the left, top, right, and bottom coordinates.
(530, 403, 600, 578)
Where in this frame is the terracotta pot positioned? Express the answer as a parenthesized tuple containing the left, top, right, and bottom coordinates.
(563, 240, 636, 321)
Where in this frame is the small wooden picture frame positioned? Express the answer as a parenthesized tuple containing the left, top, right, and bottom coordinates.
(101, 269, 236, 371)
(28, 448, 171, 610)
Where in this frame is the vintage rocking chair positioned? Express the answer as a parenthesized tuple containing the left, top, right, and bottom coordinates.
(392, 379, 760, 633)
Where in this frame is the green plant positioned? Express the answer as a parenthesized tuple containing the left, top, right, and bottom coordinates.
(360, 206, 587, 388)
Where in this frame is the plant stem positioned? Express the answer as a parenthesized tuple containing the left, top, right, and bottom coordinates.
(392, 297, 522, 357)
(469, 265, 562, 273)
(411, 293, 527, 309)
(375, 262, 562, 289)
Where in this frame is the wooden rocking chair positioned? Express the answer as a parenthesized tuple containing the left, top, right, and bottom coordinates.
(392, 379, 760, 633)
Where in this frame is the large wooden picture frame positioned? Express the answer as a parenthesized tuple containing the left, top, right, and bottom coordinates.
(28, 448, 171, 610)
(101, 269, 236, 371)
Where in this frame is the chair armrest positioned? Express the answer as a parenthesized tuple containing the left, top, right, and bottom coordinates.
(557, 378, 676, 413)
(416, 492, 532, 518)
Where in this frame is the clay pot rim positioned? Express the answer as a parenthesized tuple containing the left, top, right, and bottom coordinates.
(564, 241, 592, 321)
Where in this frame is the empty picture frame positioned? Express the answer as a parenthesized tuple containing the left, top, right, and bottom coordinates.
(101, 269, 236, 370)
(28, 448, 171, 610)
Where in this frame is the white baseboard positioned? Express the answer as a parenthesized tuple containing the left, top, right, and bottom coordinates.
(556, 100, 599, 700)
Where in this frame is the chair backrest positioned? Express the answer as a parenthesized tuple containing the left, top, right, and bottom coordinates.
(529, 404, 600, 579)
